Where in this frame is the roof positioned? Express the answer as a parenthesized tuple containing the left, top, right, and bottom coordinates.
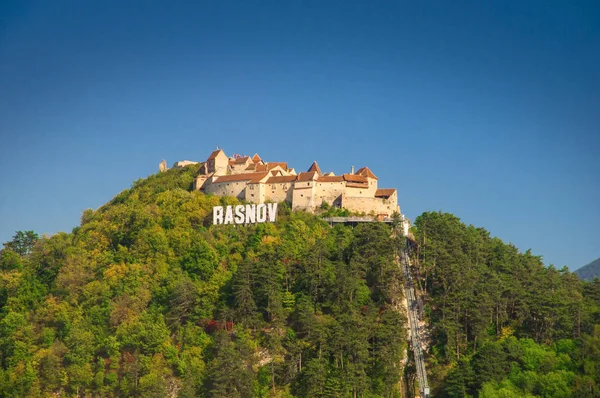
(346, 182, 369, 188)
(232, 156, 251, 164)
(267, 162, 288, 169)
(342, 174, 368, 183)
(266, 175, 297, 183)
(252, 154, 262, 163)
(207, 149, 225, 160)
(213, 172, 269, 183)
(356, 166, 378, 180)
(375, 188, 396, 198)
(246, 172, 271, 183)
(307, 161, 322, 175)
(318, 176, 344, 182)
(256, 162, 288, 172)
(297, 171, 318, 182)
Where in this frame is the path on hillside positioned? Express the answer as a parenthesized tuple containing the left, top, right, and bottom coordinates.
(399, 243, 430, 398)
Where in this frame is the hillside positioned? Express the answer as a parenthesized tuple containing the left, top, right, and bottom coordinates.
(1, 165, 599, 397)
(0, 165, 406, 397)
(576, 257, 600, 281)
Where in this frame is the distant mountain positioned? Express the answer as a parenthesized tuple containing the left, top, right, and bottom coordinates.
(575, 257, 600, 281)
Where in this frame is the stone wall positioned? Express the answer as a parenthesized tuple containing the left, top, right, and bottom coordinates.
(245, 182, 266, 203)
(265, 182, 294, 203)
(341, 194, 400, 216)
(292, 184, 317, 211)
(205, 180, 247, 200)
(315, 181, 346, 206)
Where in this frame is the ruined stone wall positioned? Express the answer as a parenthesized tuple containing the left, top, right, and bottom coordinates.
(194, 175, 210, 191)
(229, 161, 251, 174)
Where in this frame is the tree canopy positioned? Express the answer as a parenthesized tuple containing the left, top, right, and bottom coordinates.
(0, 165, 406, 397)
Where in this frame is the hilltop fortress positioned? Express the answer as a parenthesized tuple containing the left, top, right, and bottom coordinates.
(181, 149, 401, 217)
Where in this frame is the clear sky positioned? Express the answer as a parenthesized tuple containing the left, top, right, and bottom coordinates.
(1, 0, 598, 270)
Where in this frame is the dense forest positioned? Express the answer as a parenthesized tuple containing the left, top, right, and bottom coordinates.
(0, 164, 598, 397)
(0, 165, 405, 397)
(413, 212, 600, 397)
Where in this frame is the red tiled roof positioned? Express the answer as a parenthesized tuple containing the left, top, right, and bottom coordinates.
(267, 162, 287, 169)
(318, 176, 344, 182)
(266, 175, 297, 183)
(232, 156, 251, 164)
(213, 172, 269, 183)
(307, 161, 322, 175)
(252, 154, 262, 163)
(356, 166, 378, 180)
(375, 188, 396, 198)
(207, 149, 225, 160)
(255, 162, 288, 172)
(297, 171, 318, 181)
(245, 163, 257, 171)
(342, 174, 368, 183)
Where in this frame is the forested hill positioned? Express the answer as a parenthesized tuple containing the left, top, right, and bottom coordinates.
(412, 212, 600, 397)
(0, 165, 406, 397)
(575, 258, 600, 281)
(1, 164, 599, 397)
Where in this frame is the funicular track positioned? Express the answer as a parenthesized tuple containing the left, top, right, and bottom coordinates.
(399, 242, 430, 398)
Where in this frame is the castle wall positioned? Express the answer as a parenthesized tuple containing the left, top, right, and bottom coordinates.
(315, 181, 345, 206)
(194, 175, 210, 191)
(341, 193, 399, 216)
(345, 185, 372, 198)
(292, 184, 317, 211)
(208, 152, 228, 176)
(229, 159, 252, 174)
(265, 182, 294, 203)
(205, 181, 247, 200)
(246, 183, 266, 203)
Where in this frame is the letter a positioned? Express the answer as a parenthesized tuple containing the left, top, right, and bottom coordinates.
(224, 206, 234, 224)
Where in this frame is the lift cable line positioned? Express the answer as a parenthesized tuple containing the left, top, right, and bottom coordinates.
(399, 240, 430, 398)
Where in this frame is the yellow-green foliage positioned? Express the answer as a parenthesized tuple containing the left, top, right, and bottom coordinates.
(0, 165, 406, 397)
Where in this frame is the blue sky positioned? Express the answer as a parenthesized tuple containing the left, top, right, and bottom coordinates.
(1, 0, 598, 270)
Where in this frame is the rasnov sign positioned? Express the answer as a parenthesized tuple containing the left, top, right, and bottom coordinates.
(213, 203, 278, 225)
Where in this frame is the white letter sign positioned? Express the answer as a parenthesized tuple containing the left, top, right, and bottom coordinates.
(211, 203, 278, 225)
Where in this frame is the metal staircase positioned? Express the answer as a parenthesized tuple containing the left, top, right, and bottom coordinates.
(400, 243, 430, 398)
